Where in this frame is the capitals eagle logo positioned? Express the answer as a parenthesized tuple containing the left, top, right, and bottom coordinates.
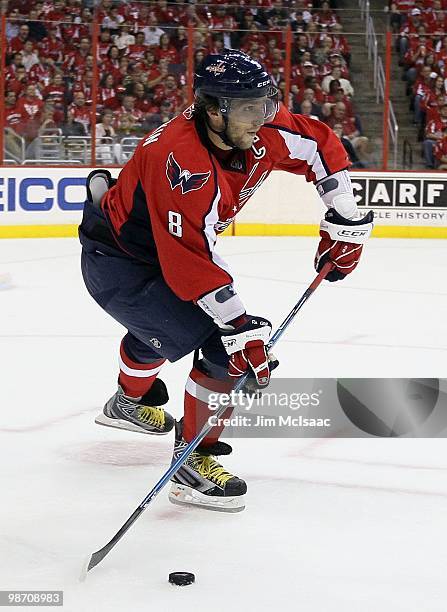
(166, 152, 211, 195)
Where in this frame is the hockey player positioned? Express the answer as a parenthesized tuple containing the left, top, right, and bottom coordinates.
(79, 49, 373, 512)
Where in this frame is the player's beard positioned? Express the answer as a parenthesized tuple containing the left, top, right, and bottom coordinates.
(225, 123, 258, 150)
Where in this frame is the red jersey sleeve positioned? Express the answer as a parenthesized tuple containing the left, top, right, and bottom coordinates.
(134, 135, 233, 302)
(264, 104, 350, 182)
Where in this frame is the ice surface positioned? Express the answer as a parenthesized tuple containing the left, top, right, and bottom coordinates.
(0, 237, 446, 612)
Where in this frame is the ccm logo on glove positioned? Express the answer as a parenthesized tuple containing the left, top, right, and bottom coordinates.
(315, 208, 374, 282)
(221, 315, 272, 387)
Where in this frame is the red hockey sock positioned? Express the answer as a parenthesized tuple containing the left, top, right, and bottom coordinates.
(183, 366, 233, 446)
(118, 341, 166, 398)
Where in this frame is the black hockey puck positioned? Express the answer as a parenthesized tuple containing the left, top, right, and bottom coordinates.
(169, 572, 195, 586)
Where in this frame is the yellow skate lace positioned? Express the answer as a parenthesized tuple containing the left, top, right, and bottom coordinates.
(191, 455, 234, 487)
(136, 406, 165, 429)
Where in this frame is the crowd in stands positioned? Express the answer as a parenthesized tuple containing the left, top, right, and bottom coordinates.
(391, 0, 447, 167)
(2, 0, 367, 166)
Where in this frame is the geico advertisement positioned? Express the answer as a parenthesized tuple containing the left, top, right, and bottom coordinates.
(0, 168, 120, 225)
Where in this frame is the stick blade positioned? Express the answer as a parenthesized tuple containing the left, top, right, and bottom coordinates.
(79, 556, 91, 582)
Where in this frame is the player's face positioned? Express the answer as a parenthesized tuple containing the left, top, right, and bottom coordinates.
(225, 115, 264, 150)
(224, 97, 276, 150)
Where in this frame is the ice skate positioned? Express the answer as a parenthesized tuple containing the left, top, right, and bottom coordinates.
(95, 379, 174, 435)
(169, 420, 246, 512)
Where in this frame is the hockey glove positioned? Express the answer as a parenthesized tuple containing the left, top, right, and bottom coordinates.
(315, 209, 374, 282)
(86, 169, 116, 208)
(221, 315, 272, 387)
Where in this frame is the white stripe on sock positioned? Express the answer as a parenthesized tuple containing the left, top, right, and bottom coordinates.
(119, 355, 164, 378)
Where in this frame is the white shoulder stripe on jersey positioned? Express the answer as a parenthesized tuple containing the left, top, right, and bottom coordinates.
(277, 129, 327, 181)
(203, 185, 231, 274)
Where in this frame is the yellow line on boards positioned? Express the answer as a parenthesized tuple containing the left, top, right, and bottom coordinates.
(233, 224, 447, 239)
(0, 223, 446, 239)
(0, 225, 79, 238)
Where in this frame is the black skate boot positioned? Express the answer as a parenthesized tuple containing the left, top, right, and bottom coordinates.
(95, 378, 174, 435)
(168, 419, 247, 512)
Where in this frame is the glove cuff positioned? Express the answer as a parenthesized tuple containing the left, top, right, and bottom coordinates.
(320, 209, 374, 244)
(197, 284, 246, 327)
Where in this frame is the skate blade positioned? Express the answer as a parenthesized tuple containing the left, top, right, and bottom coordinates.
(95, 413, 169, 435)
(168, 483, 245, 513)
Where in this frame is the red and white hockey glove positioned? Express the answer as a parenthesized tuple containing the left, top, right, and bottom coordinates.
(315, 209, 374, 282)
(221, 315, 272, 387)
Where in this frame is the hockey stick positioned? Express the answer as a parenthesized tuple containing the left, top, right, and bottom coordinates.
(81, 260, 334, 578)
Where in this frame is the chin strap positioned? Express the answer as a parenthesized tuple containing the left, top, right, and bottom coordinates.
(205, 115, 239, 149)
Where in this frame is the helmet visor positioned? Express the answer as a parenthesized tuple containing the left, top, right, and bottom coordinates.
(221, 93, 278, 124)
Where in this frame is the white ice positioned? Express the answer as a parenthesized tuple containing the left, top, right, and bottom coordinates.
(0, 236, 446, 612)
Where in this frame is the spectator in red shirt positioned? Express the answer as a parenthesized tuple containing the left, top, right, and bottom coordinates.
(8, 24, 30, 58)
(398, 8, 425, 56)
(434, 129, 447, 168)
(102, 45, 121, 77)
(63, 37, 91, 75)
(4, 90, 22, 131)
(4, 91, 26, 160)
(153, 0, 179, 26)
(73, 70, 94, 106)
(329, 24, 351, 64)
(420, 74, 445, 117)
(96, 0, 115, 23)
(323, 80, 354, 116)
(413, 65, 438, 123)
(60, 15, 82, 50)
(28, 55, 55, 92)
(43, 72, 67, 107)
(423, 102, 447, 166)
(114, 94, 144, 130)
(177, 3, 208, 29)
(7, 64, 28, 97)
(98, 73, 118, 110)
(241, 24, 268, 54)
(390, 1, 415, 33)
(131, 81, 153, 116)
(5, 52, 24, 82)
(155, 33, 180, 64)
(126, 31, 147, 62)
(143, 51, 167, 90)
(47, 0, 66, 23)
(207, 5, 224, 29)
(313, 1, 339, 28)
(98, 28, 113, 61)
(16, 83, 44, 141)
(66, 0, 82, 19)
(67, 91, 91, 132)
(38, 28, 65, 63)
(325, 101, 369, 157)
(152, 74, 184, 112)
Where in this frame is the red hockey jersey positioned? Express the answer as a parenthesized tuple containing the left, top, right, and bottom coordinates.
(102, 104, 349, 303)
